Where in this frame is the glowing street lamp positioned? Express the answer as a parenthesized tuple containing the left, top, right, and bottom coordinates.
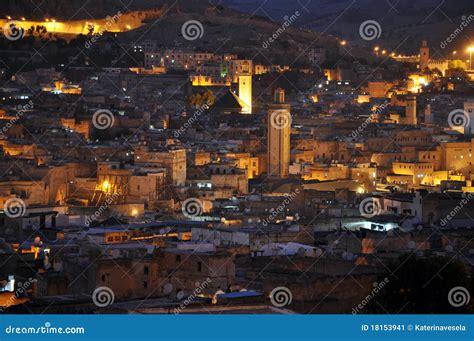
(340, 40, 347, 46)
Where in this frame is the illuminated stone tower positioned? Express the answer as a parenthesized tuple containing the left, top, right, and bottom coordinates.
(267, 88, 291, 178)
(238, 61, 252, 114)
(419, 40, 429, 72)
(405, 96, 417, 125)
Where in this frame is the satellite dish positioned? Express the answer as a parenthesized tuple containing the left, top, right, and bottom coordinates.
(176, 291, 185, 300)
(445, 245, 453, 252)
(408, 241, 416, 249)
(163, 283, 173, 295)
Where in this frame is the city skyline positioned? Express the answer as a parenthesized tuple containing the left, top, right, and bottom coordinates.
(0, 0, 473, 319)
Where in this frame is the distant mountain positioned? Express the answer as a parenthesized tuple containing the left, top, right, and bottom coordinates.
(222, 0, 474, 55)
(1, 0, 340, 65)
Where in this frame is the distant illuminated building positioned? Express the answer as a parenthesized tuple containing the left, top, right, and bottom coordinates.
(238, 61, 252, 114)
(419, 40, 430, 72)
(464, 101, 474, 135)
(267, 88, 291, 178)
(405, 96, 417, 125)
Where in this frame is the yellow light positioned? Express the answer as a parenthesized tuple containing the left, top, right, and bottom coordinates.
(340, 40, 347, 46)
(357, 187, 364, 194)
(131, 209, 138, 216)
(52, 19, 56, 23)
(6, 16, 11, 20)
(452, 51, 457, 55)
(126, 25, 131, 30)
(374, 46, 380, 52)
(467, 47, 474, 53)
(382, 50, 386, 55)
(101, 180, 111, 192)
(21, 17, 25, 21)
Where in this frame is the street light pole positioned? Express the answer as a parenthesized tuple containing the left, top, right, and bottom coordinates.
(468, 47, 474, 71)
